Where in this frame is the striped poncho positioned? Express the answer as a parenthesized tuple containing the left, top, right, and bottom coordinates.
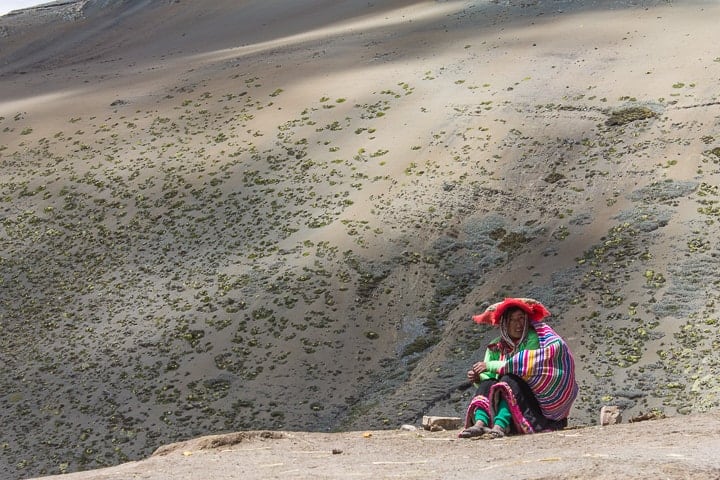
(500, 321, 578, 421)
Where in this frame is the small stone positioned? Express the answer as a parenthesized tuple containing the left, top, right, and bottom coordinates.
(600, 405, 623, 426)
(422, 415, 462, 431)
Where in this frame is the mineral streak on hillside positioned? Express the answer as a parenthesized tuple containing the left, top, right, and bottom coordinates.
(2, 0, 720, 478)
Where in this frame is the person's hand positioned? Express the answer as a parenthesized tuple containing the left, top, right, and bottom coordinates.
(467, 361, 487, 382)
(471, 361, 487, 376)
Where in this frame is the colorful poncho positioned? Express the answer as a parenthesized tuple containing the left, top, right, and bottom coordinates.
(464, 322, 578, 433)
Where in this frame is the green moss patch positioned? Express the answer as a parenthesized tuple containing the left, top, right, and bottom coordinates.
(605, 107, 657, 126)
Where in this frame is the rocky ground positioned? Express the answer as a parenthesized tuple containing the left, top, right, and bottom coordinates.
(2, 1, 720, 479)
(29, 412, 720, 480)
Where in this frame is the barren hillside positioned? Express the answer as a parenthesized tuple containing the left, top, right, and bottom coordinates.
(2, 0, 720, 478)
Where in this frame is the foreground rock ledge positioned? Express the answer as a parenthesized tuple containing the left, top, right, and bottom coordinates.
(30, 412, 720, 480)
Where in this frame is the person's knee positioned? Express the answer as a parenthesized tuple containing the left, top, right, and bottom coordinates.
(498, 374, 517, 385)
(475, 379, 497, 396)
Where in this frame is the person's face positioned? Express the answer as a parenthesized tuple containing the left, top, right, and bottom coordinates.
(507, 310, 526, 341)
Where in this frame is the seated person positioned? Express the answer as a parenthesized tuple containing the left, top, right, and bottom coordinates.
(459, 297, 578, 438)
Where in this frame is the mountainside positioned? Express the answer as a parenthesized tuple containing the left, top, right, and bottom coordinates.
(2, 0, 720, 478)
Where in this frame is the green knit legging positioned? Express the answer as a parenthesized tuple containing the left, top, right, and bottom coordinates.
(474, 397, 511, 429)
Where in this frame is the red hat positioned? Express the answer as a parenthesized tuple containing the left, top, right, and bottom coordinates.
(472, 297, 550, 326)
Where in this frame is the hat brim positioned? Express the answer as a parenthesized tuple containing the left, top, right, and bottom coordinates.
(472, 297, 550, 326)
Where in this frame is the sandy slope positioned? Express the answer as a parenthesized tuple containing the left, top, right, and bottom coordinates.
(2, 0, 720, 478)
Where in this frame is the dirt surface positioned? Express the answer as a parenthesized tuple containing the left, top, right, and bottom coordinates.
(28, 412, 720, 480)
